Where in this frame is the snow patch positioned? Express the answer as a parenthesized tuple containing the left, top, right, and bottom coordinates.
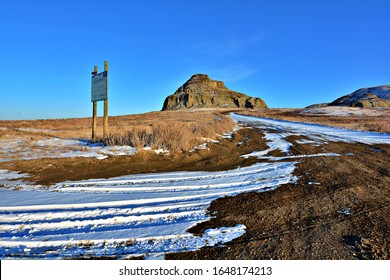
(0, 138, 137, 162)
(338, 208, 351, 215)
(0, 170, 29, 180)
(0, 170, 30, 186)
(301, 106, 387, 117)
(221, 132, 234, 139)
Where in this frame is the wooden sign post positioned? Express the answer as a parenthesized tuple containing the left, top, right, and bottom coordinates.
(91, 60, 109, 142)
(103, 61, 109, 139)
(92, 66, 98, 142)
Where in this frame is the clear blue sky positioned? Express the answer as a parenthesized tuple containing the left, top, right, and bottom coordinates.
(1, 0, 389, 120)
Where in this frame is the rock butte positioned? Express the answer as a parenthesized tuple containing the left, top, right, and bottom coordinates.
(162, 74, 267, 110)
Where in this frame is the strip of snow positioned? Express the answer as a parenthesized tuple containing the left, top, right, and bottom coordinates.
(0, 170, 29, 180)
(0, 170, 30, 186)
(54, 162, 291, 188)
(242, 152, 340, 160)
(248, 131, 292, 158)
(222, 132, 234, 139)
(295, 139, 318, 145)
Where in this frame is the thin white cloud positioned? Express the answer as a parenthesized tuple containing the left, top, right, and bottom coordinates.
(210, 66, 259, 82)
(184, 33, 264, 57)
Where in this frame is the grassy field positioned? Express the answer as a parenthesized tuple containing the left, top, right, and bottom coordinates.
(103, 110, 234, 152)
(0, 107, 389, 161)
(0, 109, 235, 154)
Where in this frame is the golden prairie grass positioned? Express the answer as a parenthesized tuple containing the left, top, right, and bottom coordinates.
(103, 111, 235, 152)
(1, 107, 388, 157)
(0, 110, 235, 153)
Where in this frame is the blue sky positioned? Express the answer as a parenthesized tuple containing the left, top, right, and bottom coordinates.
(1, 0, 389, 120)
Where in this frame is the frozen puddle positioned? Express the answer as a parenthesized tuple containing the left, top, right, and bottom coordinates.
(0, 161, 297, 259)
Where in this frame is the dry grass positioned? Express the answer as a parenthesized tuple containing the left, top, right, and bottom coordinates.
(0, 109, 235, 153)
(103, 111, 234, 152)
(1, 107, 388, 158)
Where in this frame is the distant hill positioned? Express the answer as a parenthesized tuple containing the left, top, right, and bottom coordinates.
(329, 85, 390, 108)
(305, 103, 329, 108)
(162, 74, 267, 110)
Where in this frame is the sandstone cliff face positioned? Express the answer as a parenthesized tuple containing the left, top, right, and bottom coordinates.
(329, 85, 390, 108)
(162, 74, 267, 110)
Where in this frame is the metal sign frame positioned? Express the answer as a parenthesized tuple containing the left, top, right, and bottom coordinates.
(91, 71, 108, 102)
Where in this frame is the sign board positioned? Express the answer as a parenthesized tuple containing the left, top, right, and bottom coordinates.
(91, 71, 108, 102)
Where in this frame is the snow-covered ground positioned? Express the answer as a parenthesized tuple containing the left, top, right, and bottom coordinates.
(0, 135, 219, 162)
(1, 113, 390, 259)
(300, 106, 390, 117)
(0, 161, 296, 259)
(231, 113, 390, 149)
(0, 138, 138, 162)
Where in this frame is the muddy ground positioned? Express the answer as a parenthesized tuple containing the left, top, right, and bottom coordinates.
(1, 126, 389, 260)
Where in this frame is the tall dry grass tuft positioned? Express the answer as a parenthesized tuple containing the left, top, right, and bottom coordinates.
(104, 126, 154, 148)
(153, 122, 193, 152)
